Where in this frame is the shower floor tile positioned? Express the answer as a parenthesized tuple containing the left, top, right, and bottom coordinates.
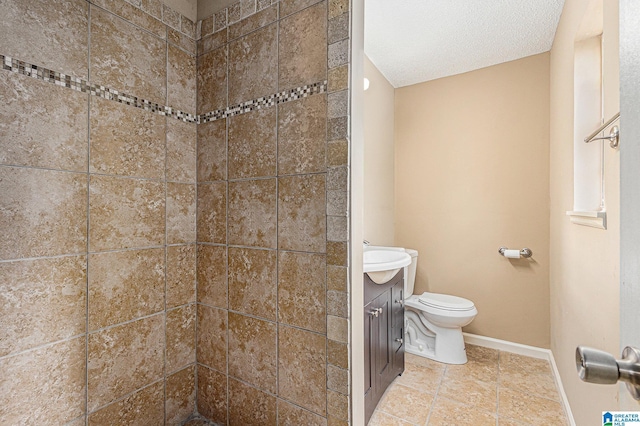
(370, 345, 570, 426)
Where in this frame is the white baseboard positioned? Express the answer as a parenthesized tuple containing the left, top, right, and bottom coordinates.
(463, 333, 576, 426)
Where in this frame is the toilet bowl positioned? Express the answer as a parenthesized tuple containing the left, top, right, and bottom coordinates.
(402, 249, 477, 364)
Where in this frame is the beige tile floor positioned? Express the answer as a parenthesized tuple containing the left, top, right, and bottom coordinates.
(369, 345, 570, 426)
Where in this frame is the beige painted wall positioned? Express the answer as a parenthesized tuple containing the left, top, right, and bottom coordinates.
(363, 55, 396, 246)
(394, 54, 551, 347)
(549, 0, 620, 423)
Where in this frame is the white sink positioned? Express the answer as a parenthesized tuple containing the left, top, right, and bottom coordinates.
(363, 246, 411, 284)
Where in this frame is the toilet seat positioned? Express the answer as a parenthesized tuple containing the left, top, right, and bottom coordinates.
(417, 292, 475, 312)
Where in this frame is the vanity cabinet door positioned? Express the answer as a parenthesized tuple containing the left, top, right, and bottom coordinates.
(364, 270, 405, 424)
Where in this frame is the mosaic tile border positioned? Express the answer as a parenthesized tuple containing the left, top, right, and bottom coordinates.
(1, 55, 327, 125)
(199, 81, 328, 123)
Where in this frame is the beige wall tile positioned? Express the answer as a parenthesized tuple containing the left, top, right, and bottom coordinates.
(228, 2, 241, 24)
(278, 325, 326, 415)
(0, 166, 87, 260)
(197, 365, 228, 424)
(228, 108, 277, 179)
(278, 174, 326, 252)
(197, 30, 228, 57)
(228, 23, 277, 104)
(328, 65, 348, 93)
(169, 28, 197, 56)
(214, 9, 227, 32)
(88, 314, 164, 411)
(240, 0, 256, 18)
(91, 0, 165, 39)
(88, 248, 165, 331)
(88, 381, 164, 425)
(196, 182, 227, 244)
(228, 378, 277, 425)
(168, 44, 197, 113)
(0, 256, 86, 357)
(167, 244, 197, 308)
(167, 119, 197, 183)
(327, 364, 348, 394)
(327, 290, 348, 317)
(197, 46, 228, 114)
(0, 337, 86, 424)
(163, 3, 181, 29)
(327, 315, 347, 343)
(278, 2, 327, 89)
(90, 7, 166, 104)
(277, 251, 326, 333)
(278, 95, 327, 175)
(141, 0, 163, 20)
(0, 73, 88, 172)
(166, 366, 196, 426)
(66, 416, 87, 426)
(197, 119, 227, 182)
(196, 304, 227, 371)
(201, 14, 214, 36)
(228, 179, 277, 248)
(278, 399, 327, 426)
(228, 4, 277, 40)
(89, 96, 166, 179)
(167, 183, 197, 244)
(228, 312, 277, 393)
(327, 265, 348, 292)
(89, 175, 165, 252)
(279, 0, 323, 17)
(167, 304, 196, 373)
(197, 244, 228, 308)
(328, 0, 348, 19)
(327, 339, 348, 369)
(327, 140, 348, 167)
(0, 0, 88, 78)
(326, 241, 347, 266)
(228, 247, 277, 320)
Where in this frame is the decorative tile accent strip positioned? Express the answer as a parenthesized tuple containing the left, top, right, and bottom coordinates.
(199, 81, 328, 124)
(1, 55, 327, 126)
(1, 54, 196, 124)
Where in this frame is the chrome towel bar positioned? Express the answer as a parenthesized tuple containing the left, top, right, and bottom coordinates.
(585, 112, 620, 148)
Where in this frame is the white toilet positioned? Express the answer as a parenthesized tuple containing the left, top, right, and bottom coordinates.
(402, 249, 478, 364)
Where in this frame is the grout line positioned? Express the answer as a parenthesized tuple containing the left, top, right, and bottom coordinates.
(85, 7, 92, 424)
(0, 332, 87, 362)
(274, 8, 281, 419)
(163, 26, 169, 424)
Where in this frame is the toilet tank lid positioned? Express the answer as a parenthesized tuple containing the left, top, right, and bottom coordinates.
(418, 292, 475, 311)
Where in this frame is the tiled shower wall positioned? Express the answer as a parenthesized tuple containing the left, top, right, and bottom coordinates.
(194, 0, 352, 424)
(0, 0, 199, 424)
(0, 0, 352, 424)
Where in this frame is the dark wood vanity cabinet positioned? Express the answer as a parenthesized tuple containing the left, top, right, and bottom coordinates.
(364, 270, 405, 424)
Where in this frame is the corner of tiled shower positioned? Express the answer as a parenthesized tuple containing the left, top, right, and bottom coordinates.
(0, 0, 352, 424)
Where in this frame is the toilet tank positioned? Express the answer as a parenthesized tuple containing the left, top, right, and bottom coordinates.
(403, 248, 418, 297)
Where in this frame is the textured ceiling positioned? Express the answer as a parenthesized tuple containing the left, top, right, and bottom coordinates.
(364, 0, 565, 88)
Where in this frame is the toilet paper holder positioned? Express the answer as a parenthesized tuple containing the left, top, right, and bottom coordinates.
(498, 247, 533, 258)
